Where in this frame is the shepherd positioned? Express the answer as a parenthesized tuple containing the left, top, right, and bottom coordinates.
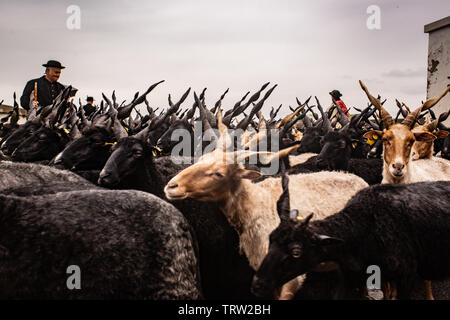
(329, 89, 350, 118)
(20, 60, 66, 112)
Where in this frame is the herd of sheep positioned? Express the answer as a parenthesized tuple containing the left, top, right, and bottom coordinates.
(0, 80, 449, 300)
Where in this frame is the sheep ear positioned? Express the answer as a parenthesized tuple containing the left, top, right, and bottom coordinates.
(435, 130, 449, 139)
(414, 131, 436, 142)
(296, 213, 313, 227)
(315, 234, 344, 246)
(363, 130, 383, 140)
(239, 169, 261, 180)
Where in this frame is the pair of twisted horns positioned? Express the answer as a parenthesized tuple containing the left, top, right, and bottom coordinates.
(359, 80, 450, 129)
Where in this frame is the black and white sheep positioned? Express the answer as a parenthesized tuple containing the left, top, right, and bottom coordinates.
(252, 181, 450, 300)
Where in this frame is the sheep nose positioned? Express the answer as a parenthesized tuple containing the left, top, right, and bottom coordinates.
(166, 182, 178, 189)
(98, 172, 113, 186)
(250, 276, 272, 298)
(99, 170, 110, 179)
(392, 163, 405, 170)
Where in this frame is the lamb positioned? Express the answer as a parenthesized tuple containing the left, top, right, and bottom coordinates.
(251, 181, 450, 300)
(0, 189, 201, 299)
(165, 114, 369, 298)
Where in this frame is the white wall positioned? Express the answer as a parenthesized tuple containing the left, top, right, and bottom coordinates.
(426, 24, 450, 125)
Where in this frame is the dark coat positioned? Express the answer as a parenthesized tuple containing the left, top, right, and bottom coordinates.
(83, 103, 96, 117)
(20, 76, 65, 111)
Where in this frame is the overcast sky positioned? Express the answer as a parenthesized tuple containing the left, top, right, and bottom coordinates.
(0, 0, 448, 116)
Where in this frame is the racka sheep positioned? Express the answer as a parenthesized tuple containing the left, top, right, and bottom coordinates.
(97, 126, 256, 299)
(0, 189, 201, 299)
(252, 181, 450, 300)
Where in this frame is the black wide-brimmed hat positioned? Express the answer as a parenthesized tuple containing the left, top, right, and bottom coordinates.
(42, 60, 65, 69)
(86, 96, 94, 102)
(329, 90, 342, 99)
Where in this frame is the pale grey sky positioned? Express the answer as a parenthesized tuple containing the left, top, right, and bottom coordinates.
(0, 0, 448, 116)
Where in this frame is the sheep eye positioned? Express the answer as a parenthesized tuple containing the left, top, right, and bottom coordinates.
(215, 172, 224, 178)
(134, 151, 143, 158)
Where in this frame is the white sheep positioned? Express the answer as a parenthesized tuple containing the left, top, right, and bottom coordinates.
(360, 81, 450, 186)
(165, 117, 368, 299)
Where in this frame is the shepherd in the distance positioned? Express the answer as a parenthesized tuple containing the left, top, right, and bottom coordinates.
(329, 89, 350, 118)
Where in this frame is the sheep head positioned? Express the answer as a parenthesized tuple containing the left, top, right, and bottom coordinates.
(411, 110, 449, 160)
(251, 211, 342, 298)
(164, 145, 298, 202)
(360, 81, 448, 182)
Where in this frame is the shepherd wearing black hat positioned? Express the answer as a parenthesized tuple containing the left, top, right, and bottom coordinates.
(329, 89, 349, 118)
(83, 96, 96, 117)
(20, 60, 66, 111)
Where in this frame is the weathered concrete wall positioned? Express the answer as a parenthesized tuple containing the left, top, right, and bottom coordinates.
(425, 17, 450, 125)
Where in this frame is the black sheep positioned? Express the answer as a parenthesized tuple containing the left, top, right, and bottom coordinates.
(0, 161, 93, 191)
(0, 120, 42, 156)
(252, 181, 450, 300)
(254, 152, 382, 186)
(0, 189, 201, 299)
(98, 136, 256, 299)
(10, 125, 70, 162)
(315, 131, 383, 185)
(51, 126, 114, 171)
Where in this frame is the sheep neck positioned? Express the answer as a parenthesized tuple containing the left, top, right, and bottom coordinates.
(121, 156, 163, 197)
(219, 178, 281, 270)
